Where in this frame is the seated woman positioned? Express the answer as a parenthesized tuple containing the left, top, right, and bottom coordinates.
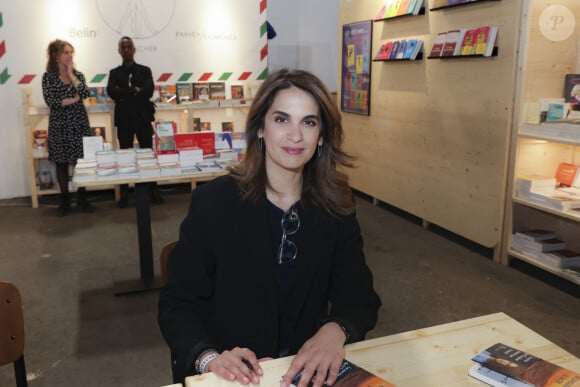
(158, 68, 382, 387)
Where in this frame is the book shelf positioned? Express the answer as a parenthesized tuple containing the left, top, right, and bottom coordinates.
(501, 1, 580, 286)
(23, 96, 251, 208)
(430, 0, 501, 12)
(426, 46, 498, 59)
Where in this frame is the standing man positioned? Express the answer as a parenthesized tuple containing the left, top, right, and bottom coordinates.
(107, 36, 163, 207)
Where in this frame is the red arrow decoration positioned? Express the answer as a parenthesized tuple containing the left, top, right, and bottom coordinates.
(238, 72, 252, 81)
(0, 41, 5, 59)
(18, 74, 36, 84)
(198, 72, 213, 81)
(157, 73, 172, 82)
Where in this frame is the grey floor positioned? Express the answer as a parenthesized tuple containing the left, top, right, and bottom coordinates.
(1, 185, 579, 387)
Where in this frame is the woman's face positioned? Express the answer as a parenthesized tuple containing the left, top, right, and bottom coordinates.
(58, 45, 74, 67)
(259, 86, 322, 176)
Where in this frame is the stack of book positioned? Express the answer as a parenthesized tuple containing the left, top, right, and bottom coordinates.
(511, 229, 567, 259)
(73, 159, 97, 182)
(95, 150, 118, 180)
(178, 147, 204, 167)
(469, 343, 580, 386)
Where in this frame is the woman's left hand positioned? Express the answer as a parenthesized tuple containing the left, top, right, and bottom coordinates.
(280, 322, 346, 387)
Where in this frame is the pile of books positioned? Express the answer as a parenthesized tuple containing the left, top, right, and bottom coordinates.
(511, 229, 580, 269)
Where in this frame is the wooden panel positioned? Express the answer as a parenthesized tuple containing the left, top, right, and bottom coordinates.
(339, 0, 523, 247)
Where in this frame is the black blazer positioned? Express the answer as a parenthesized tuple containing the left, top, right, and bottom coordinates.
(107, 63, 155, 127)
(158, 175, 381, 383)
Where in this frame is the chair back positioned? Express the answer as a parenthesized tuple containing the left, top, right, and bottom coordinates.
(0, 282, 25, 367)
(160, 241, 178, 286)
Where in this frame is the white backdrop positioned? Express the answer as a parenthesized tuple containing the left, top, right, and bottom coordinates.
(0, 0, 340, 200)
(0, 0, 267, 200)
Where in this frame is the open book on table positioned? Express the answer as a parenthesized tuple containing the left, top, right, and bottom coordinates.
(468, 343, 580, 386)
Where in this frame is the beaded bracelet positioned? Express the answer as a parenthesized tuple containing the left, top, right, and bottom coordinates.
(199, 352, 219, 374)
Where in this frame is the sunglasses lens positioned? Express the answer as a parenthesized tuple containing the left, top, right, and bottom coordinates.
(282, 210, 300, 235)
(278, 240, 297, 264)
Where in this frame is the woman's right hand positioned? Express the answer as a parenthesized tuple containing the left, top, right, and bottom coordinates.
(205, 347, 263, 385)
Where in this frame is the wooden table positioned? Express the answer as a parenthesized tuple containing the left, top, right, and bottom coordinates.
(75, 171, 227, 295)
(185, 312, 580, 386)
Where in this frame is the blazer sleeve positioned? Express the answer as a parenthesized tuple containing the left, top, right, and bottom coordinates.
(157, 190, 220, 381)
(326, 212, 382, 343)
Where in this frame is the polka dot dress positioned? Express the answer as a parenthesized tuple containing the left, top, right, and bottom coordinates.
(42, 71, 91, 163)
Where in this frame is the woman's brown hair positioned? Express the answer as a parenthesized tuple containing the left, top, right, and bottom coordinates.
(45, 39, 74, 73)
(230, 68, 356, 216)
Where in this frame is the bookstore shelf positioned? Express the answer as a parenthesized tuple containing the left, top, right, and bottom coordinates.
(520, 123, 580, 145)
(24, 99, 251, 208)
(507, 247, 580, 286)
(427, 47, 498, 59)
(500, 1, 580, 289)
(430, 0, 501, 12)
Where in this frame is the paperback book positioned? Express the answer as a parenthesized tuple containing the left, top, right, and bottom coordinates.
(564, 74, 580, 104)
(291, 359, 395, 387)
(469, 343, 580, 386)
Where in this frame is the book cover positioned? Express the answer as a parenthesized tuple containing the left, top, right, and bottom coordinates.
(410, 0, 423, 14)
(209, 82, 226, 100)
(221, 122, 234, 132)
(471, 343, 580, 387)
(564, 74, 580, 104)
(514, 229, 556, 243)
(200, 121, 212, 131)
(460, 29, 477, 55)
(193, 83, 210, 101)
(382, 41, 394, 60)
(160, 84, 177, 104)
(474, 26, 498, 56)
(176, 83, 194, 103)
(389, 40, 401, 60)
(395, 40, 407, 59)
(230, 84, 244, 99)
(154, 121, 177, 154)
(396, 0, 412, 15)
(33, 129, 48, 152)
(403, 39, 418, 59)
(174, 132, 215, 155)
(90, 126, 106, 141)
(441, 29, 464, 57)
(537, 249, 580, 269)
(555, 162, 579, 187)
(291, 359, 396, 387)
(374, 43, 389, 61)
(190, 117, 201, 133)
(387, 0, 403, 17)
(375, 2, 388, 20)
(429, 32, 447, 57)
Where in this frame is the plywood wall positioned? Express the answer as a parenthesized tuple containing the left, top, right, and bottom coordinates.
(339, 0, 524, 249)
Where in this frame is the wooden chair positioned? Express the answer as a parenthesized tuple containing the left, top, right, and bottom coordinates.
(160, 241, 178, 286)
(0, 282, 28, 387)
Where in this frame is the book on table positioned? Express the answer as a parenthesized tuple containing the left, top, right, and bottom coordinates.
(555, 162, 580, 188)
(291, 359, 395, 387)
(469, 342, 580, 386)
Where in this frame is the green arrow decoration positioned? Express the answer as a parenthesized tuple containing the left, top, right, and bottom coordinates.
(0, 13, 3, 29)
(91, 73, 107, 83)
(178, 73, 193, 82)
(218, 72, 232, 81)
(0, 68, 11, 84)
(257, 68, 268, 80)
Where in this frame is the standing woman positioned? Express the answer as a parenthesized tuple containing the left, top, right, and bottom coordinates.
(159, 69, 381, 386)
(42, 39, 93, 215)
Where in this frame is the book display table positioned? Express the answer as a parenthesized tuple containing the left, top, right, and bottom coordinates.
(184, 312, 580, 386)
(74, 171, 228, 296)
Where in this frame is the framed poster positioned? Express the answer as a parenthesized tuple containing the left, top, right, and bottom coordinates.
(341, 20, 372, 116)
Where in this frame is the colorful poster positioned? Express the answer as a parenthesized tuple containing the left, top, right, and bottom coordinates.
(341, 20, 372, 115)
